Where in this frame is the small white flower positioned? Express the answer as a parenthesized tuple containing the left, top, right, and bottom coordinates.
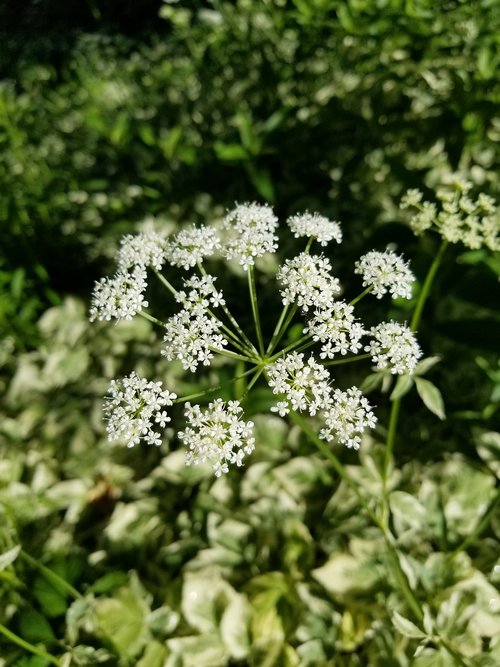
(319, 387, 376, 450)
(179, 399, 255, 476)
(277, 253, 341, 311)
(162, 310, 227, 372)
(165, 225, 221, 270)
(104, 372, 177, 448)
(267, 352, 333, 416)
(354, 250, 415, 300)
(400, 189, 423, 209)
(89, 265, 148, 322)
(222, 202, 279, 269)
(117, 231, 168, 271)
(366, 321, 422, 375)
(306, 301, 365, 359)
(176, 274, 225, 312)
(287, 211, 342, 246)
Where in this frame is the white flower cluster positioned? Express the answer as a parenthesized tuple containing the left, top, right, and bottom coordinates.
(401, 177, 499, 251)
(222, 202, 279, 269)
(354, 250, 415, 300)
(319, 387, 377, 450)
(117, 231, 167, 271)
(162, 275, 227, 372)
(306, 301, 365, 359)
(267, 352, 332, 416)
(366, 322, 422, 375)
(89, 265, 148, 322)
(180, 399, 255, 477)
(277, 253, 341, 311)
(104, 372, 177, 448)
(287, 211, 342, 246)
(165, 225, 221, 270)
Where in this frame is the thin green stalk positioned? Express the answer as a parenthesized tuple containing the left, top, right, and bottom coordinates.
(153, 269, 178, 297)
(268, 334, 312, 361)
(383, 239, 448, 479)
(439, 638, 472, 667)
(20, 551, 82, 600)
(0, 623, 61, 666)
(266, 304, 291, 354)
(174, 367, 257, 404)
(139, 311, 165, 327)
(247, 264, 265, 355)
(210, 347, 256, 363)
(322, 352, 372, 367)
(450, 486, 500, 558)
(289, 411, 424, 622)
(197, 262, 258, 355)
(239, 366, 265, 401)
(304, 236, 314, 253)
(350, 285, 373, 306)
(267, 303, 298, 355)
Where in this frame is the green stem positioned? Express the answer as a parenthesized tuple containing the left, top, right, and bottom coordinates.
(210, 347, 255, 363)
(0, 623, 61, 666)
(439, 637, 472, 667)
(240, 366, 265, 401)
(289, 411, 424, 622)
(268, 334, 312, 361)
(383, 239, 448, 480)
(139, 311, 165, 327)
(247, 264, 265, 355)
(266, 304, 291, 355)
(153, 270, 178, 297)
(20, 551, 82, 600)
(350, 285, 373, 306)
(197, 262, 258, 355)
(322, 352, 372, 367)
(267, 303, 298, 355)
(450, 486, 500, 558)
(174, 367, 257, 404)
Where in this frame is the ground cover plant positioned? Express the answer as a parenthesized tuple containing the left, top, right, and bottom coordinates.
(1, 1, 499, 666)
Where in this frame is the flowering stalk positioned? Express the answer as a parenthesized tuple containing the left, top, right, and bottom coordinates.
(0, 623, 61, 667)
(247, 264, 265, 355)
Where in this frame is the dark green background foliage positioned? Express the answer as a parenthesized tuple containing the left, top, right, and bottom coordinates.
(1, 1, 499, 665)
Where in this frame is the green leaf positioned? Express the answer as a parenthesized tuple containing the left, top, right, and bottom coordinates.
(390, 374, 414, 400)
(415, 377, 445, 420)
(88, 571, 129, 594)
(392, 610, 427, 639)
(136, 640, 168, 667)
(414, 356, 441, 376)
(33, 575, 68, 618)
(214, 142, 248, 161)
(18, 607, 56, 643)
(0, 545, 21, 571)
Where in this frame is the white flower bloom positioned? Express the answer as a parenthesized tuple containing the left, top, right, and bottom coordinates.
(180, 399, 255, 476)
(165, 225, 221, 270)
(366, 321, 422, 375)
(267, 352, 332, 416)
(354, 250, 415, 300)
(89, 265, 148, 322)
(277, 253, 341, 311)
(162, 309, 227, 373)
(400, 189, 423, 209)
(287, 211, 342, 246)
(319, 387, 376, 450)
(104, 372, 177, 448)
(117, 231, 167, 271)
(306, 301, 365, 358)
(222, 202, 279, 269)
(176, 274, 225, 313)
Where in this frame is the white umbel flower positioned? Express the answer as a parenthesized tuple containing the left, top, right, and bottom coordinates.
(180, 399, 255, 476)
(287, 211, 342, 246)
(354, 250, 415, 299)
(162, 310, 227, 372)
(366, 321, 422, 375)
(222, 202, 279, 269)
(165, 225, 221, 270)
(89, 266, 148, 322)
(267, 352, 332, 416)
(319, 387, 376, 450)
(104, 372, 177, 448)
(117, 231, 167, 271)
(176, 274, 225, 313)
(306, 301, 365, 358)
(277, 253, 341, 311)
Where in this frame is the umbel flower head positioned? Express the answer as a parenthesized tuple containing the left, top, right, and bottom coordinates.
(90, 199, 434, 475)
(180, 399, 255, 477)
(104, 372, 177, 448)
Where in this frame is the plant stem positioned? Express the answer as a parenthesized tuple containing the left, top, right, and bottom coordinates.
(267, 304, 298, 355)
(210, 347, 256, 363)
(383, 239, 448, 479)
(350, 285, 373, 306)
(0, 623, 61, 666)
(268, 334, 312, 361)
(20, 551, 82, 600)
(450, 486, 500, 558)
(240, 366, 265, 401)
(247, 264, 265, 355)
(153, 270, 178, 297)
(266, 304, 290, 354)
(139, 311, 165, 327)
(174, 367, 257, 404)
(322, 352, 372, 367)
